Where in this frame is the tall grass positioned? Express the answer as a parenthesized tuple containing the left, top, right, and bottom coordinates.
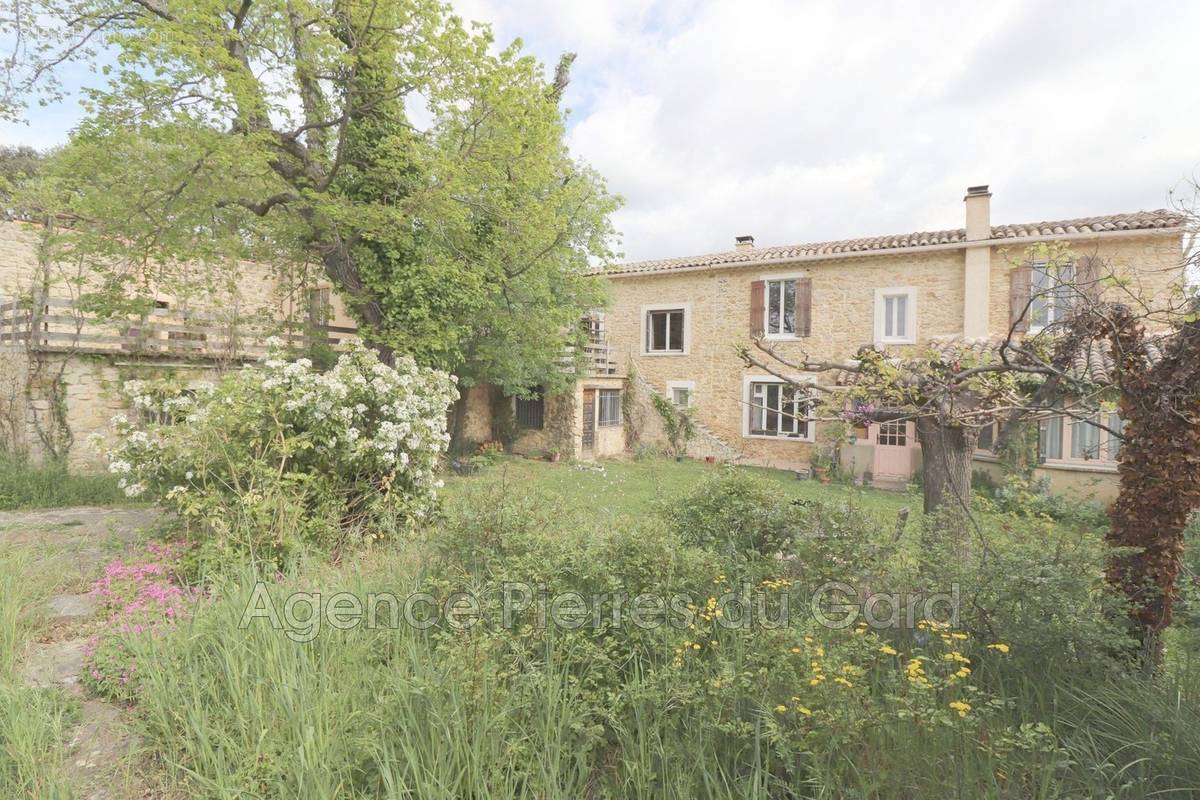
(0, 547, 75, 799)
(0, 450, 125, 511)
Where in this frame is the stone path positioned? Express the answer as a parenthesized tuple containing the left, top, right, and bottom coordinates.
(6, 506, 166, 799)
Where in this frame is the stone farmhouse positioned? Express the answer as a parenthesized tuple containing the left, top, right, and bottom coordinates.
(462, 186, 1186, 503)
(0, 185, 1187, 503)
(0, 220, 359, 465)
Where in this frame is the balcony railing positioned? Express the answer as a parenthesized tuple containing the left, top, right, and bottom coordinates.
(0, 294, 356, 360)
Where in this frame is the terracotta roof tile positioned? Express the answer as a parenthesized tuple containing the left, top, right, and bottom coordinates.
(605, 209, 1184, 276)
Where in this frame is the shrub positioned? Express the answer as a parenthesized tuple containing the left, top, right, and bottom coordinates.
(660, 467, 804, 558)
(101, 342, 457, 568)
(914, 503, 1134, 673)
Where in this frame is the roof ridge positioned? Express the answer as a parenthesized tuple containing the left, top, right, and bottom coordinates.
(606, 208, 1184, 276)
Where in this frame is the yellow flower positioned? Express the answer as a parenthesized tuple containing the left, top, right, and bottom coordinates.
(879, 645, 898, 656)
(774, 704, 788, 713)
(987, 643, 1010, 654)
(797, 706, 813, 716)
(955, 668, 971, 679)
(790, 647, 802, 654)
(710, 640, 718, 647)
(809, 677, 824, 686)
(950, 632, 968, 640)
(948, 701, 971, 717)
(834, 677, 854, 688)
(692, 643, 701, 650)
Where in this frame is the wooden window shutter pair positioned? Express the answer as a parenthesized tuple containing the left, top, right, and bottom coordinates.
(749, 278, 812, 337)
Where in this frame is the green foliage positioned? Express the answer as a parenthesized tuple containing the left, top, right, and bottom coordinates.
(102, 343, 456, 569)
(0, 548, 74, 798)
(0, 450, 125, 511)
(659, 468, 804, 558)
(10, 0, 620, 396)
(981, 472, 1109, 528)
(651, 392, 696, 457)
(915, 502, 1134, 671)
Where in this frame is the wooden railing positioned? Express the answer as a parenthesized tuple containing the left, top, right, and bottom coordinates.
(0, 294, 357, 360)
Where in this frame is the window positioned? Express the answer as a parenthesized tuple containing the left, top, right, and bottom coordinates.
(515, 388, 544, 430)
(876, 420, 908, 447)
(1038, 416, 1064, 461)
(1030, 261, 1075, 331)
(874, 288, 917, 344)
(666, 380, 695, 408)
(747, 381, 813, 439)
(308, 287, 331, 327)
(1070, 416, 1102, 460)
(1107, 413, 1124, 460)
(976, 422, 996, 453)
(597, 389, 621, 426)
(1038, 412, 1123, 465)
(765, 279, 798, 336)
(645, 308, 685, 353)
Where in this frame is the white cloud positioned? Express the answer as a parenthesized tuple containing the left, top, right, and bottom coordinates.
(7, 0, 1200, 263)
(459, 0, 1200, 262)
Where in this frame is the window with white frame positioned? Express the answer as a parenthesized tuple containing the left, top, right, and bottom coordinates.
(747, 380, 814, 439)
(1038, 411, 1122, 465)
(876, 419, 908, 446)
(666, 380, 695, 408)
(597, 389, 621, 427)
(1030, 261, 1075, 331)
(764, 279, 798, 336)
(645, 308, 685, 353)
(874, 288, 916, 344)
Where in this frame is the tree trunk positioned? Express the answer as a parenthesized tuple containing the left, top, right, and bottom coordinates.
(1104, 316, 1200, 667)
(916, 418, 978, 514)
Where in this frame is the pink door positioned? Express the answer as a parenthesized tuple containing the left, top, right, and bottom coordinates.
(871, 420, 915, 482)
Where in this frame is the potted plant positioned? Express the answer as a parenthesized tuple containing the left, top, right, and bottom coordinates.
(545, 446, 562, 463)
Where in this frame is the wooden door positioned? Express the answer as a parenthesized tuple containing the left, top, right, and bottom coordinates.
(871, 420, 914, 481)
(582, 389, 596, 451)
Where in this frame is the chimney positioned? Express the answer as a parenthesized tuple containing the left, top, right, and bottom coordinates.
(962, 184, 992, 338)
(735, 235, 755, 251)
(964, 184, 991, 241)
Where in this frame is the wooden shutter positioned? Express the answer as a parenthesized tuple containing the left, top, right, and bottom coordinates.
(795, 278, 812, 337)
(1076, 255, 1101, 302)
(1010, 265, 1032, 333)
(750, 280, 765, 338)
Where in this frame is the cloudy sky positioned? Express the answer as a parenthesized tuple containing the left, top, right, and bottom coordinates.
(5, 0, 1199, 263)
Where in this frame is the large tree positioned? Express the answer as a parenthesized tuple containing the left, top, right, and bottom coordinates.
(2, 0, 619, 405)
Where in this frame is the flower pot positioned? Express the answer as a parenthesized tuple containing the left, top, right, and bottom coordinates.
(812, 465, 830, 483)
(545, 452, 561, 463)
(704, 456, 716, 464)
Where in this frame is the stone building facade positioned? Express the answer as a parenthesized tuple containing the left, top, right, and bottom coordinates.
(0, 219, 358, 467)
(470, 186, 1185, 503)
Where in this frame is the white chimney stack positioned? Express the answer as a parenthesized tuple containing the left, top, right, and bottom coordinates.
(735, 235, 755, 251)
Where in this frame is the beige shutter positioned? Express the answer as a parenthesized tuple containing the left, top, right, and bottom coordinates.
(1010, 265, 1032, 333)
(795, 278, 812, 337)
(750, 280, 764, 338)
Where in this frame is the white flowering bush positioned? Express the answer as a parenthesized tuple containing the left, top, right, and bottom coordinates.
(105, 342, 457, 567)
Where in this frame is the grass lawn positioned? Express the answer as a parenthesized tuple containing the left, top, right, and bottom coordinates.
(442, 454, 918, 527)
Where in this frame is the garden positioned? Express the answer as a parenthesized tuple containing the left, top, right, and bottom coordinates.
(1, 346, 1198, 799)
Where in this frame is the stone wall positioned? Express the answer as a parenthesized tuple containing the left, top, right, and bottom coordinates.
(604, 231, 1184, 473)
